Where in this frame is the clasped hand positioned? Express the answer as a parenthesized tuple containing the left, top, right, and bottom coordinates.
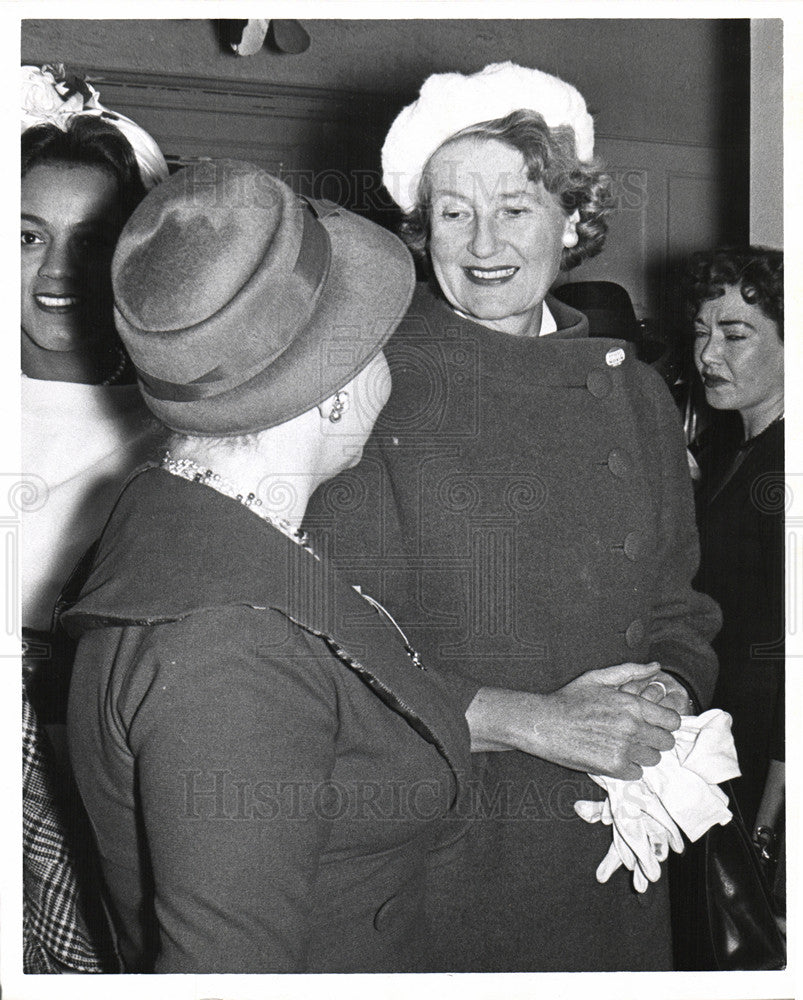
(468, 662, 687, 780)
(534, 662, 684, 779)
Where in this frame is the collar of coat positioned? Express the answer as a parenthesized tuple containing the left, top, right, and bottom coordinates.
(545, 291, 590, 338)
(62, 466, 471, 787)
(404, 283, 635, 388)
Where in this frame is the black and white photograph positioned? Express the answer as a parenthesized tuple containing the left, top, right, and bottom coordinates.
(3, 6, 797, 999)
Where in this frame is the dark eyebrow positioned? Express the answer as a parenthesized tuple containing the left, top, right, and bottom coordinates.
(431, 189, 539, 207)
(21, 212, 114, 231)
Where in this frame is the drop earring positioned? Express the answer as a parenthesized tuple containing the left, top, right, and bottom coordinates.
(329, 391, 346, 423)
(563, 211, 580, 249)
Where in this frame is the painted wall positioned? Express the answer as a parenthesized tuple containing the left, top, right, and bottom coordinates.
(750, 19, 783, 247)
(22, 18, 744, 147)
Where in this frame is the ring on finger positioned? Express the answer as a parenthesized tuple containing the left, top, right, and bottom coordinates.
(645, 680, 668, 700)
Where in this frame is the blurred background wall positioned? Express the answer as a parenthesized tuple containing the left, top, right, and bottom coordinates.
(23, 18, 772, 347)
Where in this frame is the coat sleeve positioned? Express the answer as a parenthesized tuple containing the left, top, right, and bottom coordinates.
(638, 365, 721, 707)
(124, 604, 339, 973)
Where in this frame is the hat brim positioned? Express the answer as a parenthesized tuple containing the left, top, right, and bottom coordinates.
(144, 208, 415, 435)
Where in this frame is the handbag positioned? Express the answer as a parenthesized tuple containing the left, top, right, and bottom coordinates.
(703, 780, 785, 970)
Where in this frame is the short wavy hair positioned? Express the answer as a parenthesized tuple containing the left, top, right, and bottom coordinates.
(685, 246, 784, 339)
(398, 109, 613, 272)
(22, 115, 147, 221)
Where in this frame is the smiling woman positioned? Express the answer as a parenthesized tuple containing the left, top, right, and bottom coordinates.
(21, 116, 146, 383)
(307, 61, 720, 971)
(426, 137, 579, 336)
(21, 161, 124, 378)
(20, 67, 169, 975)
(20, 107, 166, 632)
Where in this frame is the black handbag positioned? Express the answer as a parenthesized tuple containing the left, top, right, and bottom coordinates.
(703, 781, 785, 970)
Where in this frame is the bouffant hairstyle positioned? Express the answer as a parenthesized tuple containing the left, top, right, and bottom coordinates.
(399, 109, 613, 272)
(685, 246, 784, 340)
(22, 115, 147, 220)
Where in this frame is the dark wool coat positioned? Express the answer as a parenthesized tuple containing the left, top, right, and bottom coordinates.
(305, 283, 721, 971)
(694, 416, 785, 828)
(64, 467, 471, 974)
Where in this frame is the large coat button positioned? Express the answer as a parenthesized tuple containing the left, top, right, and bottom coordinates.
(607, 448, 634, 479)
(625, 619, 646, 648)
(586, 370, 612, 398)
(623, 531, 646, 561)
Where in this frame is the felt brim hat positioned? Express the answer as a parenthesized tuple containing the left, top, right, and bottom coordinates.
(382, 61, 595, 214)
(112, 159, 415, 435)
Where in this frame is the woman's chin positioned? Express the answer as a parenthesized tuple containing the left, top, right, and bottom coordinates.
(703, 388, 735, 411)
(328, 445, 365, 479)
(343, 446, 365, 469)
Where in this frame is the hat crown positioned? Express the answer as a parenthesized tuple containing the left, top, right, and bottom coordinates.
(114, 160, 303, 333)
(110, 159, 415, 436)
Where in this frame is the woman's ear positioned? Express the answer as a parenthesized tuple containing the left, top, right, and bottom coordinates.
(562, 210, 580, 249)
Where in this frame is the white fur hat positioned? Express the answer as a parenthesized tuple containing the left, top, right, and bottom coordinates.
(381, 61, 595, 214)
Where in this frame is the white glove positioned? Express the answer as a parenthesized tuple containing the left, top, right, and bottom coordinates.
(574, 709, 739, 890)
(575, 779, 684, 892)
(642, 710, 740, 842)
(575, 795, 655, 892)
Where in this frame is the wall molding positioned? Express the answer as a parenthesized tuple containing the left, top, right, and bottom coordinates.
(77, 67, 399, 123)
(79, 66, 738, 153)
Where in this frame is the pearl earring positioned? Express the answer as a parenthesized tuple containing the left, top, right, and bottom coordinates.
(329, 391, 347, 423)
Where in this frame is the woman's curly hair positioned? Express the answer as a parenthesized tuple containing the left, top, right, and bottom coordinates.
(398, 109, 613, 272)
(685, 246, 784, 339)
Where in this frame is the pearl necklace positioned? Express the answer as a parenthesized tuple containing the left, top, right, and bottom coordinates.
(160, 452, 313, 551)
(100, 346, 128, 386)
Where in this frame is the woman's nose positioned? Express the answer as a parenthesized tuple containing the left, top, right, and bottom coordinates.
(468, 216, 500, 258)
(38, 238, 79, 280)
(697, 333, 721, 366)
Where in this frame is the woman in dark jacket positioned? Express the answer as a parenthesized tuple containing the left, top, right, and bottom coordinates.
(307, 62, 720, 971)
(689, 247, 784, 852)
(65, 160, 471, 973)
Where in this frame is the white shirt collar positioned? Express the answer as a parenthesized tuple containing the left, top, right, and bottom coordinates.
(539, 301, 558, 336)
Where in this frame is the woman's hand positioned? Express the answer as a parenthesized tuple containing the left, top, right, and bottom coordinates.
(618, 669, 693, 715)
(466, 662, 681, 780)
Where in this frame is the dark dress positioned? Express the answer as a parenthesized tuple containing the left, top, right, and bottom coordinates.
(64, 467, 471, 973)
(305, 282, 720, 971)
(669, 416, 785, 970)
(693, 416, 785, 828)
